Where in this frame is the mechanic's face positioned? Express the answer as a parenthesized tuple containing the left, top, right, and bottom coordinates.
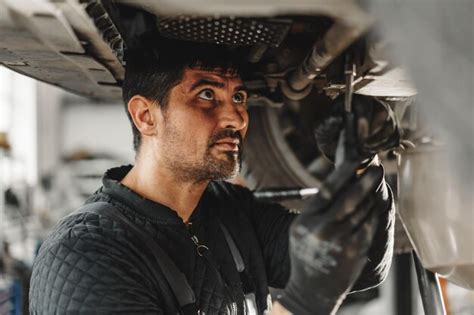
(156, 68, 248, 182)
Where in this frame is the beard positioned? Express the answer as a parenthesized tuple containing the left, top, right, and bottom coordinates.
(200, 144, 242, 181)
(163, 127, 243, 182)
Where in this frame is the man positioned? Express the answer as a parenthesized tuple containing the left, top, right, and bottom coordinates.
(29, 38, 397, 314)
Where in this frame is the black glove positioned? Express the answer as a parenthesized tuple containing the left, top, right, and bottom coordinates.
(277, 162, 385, 315)
(314, 94, 401, 162)
(350, 176, 394, 292)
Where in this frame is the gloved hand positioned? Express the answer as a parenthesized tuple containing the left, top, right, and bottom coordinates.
(314, 94, 401, 162)
(277, 162, 385, 315)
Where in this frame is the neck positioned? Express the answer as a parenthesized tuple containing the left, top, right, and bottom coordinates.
(120, 152, 209, 224)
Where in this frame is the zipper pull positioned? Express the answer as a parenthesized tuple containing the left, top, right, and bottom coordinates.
(191, 235, 209, 256)
(191, 235, 199, 246)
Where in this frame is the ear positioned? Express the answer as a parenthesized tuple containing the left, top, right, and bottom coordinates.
(127, 96, 158, 137)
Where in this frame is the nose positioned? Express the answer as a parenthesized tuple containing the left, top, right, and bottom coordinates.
(217, 100, 248, 132)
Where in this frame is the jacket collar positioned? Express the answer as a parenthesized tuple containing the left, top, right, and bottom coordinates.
(101, 165, 208, 225)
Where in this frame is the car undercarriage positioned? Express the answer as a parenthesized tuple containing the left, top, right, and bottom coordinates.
(0, 0, 472, 313)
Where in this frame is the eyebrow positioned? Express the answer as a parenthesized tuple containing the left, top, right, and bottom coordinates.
(189, 78, 248, 93)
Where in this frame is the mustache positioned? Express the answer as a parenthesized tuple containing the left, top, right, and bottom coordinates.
(209, 129, 243, 146)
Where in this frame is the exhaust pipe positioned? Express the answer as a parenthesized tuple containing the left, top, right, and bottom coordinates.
(282, 1, 374, 100)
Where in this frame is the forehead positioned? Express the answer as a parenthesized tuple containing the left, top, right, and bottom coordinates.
(179, 68, 243, 90)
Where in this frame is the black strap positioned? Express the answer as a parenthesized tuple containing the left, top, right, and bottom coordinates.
(218, 220, 245, 273)
(218, 219, 255, 298)
(76, 202, 197, 314)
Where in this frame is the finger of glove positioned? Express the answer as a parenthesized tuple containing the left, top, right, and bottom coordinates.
(333, 197, 378, 244)
(373, 131, 401, 153)
(346, 193, 378, 234)
(315, 165, 383, 224)
(324, 182, 379, 236)
(367, 104, 390, 135)
(314, 116, 343, 160)
(364, 126, 400, 153)
(300, 159, 362, 216)
(313, 192, 378, 243)
(351, 204, 380, 253)
(353, 95, 392, 137)
(331, 204, 380, 263)
(312, 159, 361, 212)
(365, 115, 396, 142)
(339, 211, 380, 289)
(353, 96, 376, 122)
(363, 121, 399, 150)
(357, 117, 370, 142)
(353, 97, 386, 135)
(314, 116, 343, 144)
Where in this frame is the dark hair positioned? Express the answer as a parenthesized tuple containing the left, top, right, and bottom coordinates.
(122, 35, 247, 152)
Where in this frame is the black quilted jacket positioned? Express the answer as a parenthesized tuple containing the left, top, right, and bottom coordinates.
(29, 165, 394, 314)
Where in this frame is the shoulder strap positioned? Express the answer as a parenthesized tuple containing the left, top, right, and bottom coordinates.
(217, 219, 245, 273)
(217, 218, 257, 300)
(79, 202, 197, 314)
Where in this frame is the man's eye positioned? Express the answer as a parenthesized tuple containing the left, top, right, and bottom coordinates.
(232, 92, 246, 104)
(198, 89, 214, 100)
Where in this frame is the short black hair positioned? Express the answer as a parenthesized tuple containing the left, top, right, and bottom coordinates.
(122, 35, 247, 152)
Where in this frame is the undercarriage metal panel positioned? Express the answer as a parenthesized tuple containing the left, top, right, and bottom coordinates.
(0, 0, 123, 101)
(0, 0, 417, 101)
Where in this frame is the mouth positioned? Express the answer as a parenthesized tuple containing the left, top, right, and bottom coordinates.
(213, 138, 240, 152)
(214, 143, 239, 151)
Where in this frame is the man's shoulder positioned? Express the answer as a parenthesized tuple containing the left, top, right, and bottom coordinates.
(29, 199, 163, 314)
(39, 199, 126, 252)
(31, 200, 141, 291)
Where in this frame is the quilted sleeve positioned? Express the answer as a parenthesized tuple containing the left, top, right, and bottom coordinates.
(29, 228, 164, 314)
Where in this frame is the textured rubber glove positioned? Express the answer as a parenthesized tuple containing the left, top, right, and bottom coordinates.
(277, 162, 385, 315)
(314, 94, 401, 162)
